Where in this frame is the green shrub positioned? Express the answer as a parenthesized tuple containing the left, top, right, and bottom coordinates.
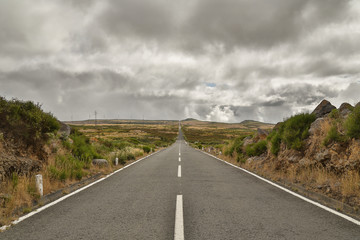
(70, 131, 101, 162)
(0, 97, 60, 150)
(323, 125, 345, 146)
(345, 105, 360, 139)
(329, 109, 340, 119)
(245, 140, 267, 157)
(143, 146, 151, 153)
(282, 113, 316, 151)
(236, 154, 247, 163)
(127, 153, 135, 160)
(12, 172, 19, 189)
(270, 132, 281, 156)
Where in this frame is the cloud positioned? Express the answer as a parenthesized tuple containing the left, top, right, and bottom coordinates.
(0, 0, 359, 123)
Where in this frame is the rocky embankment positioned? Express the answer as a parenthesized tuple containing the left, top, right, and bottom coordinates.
(0, 121, 70, 181)
(240, 100, 360, 208)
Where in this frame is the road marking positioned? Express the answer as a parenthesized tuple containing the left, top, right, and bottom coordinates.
(178, 165, 181, 177)
(179, 152, 181, 156)
(174, 195, 184, 240)
(0, 150, 165, 232)
(179, 157, 181, 162)
(200, 150, 360, 226)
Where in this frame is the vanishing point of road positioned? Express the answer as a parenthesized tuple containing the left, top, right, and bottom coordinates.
(1, 131, 360, 239)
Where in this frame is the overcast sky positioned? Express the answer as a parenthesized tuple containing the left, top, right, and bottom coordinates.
(1, 0, 360, 123)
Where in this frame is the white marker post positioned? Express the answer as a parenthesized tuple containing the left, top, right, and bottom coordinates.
(35, 174, 43, 197)
(115, 157, 119, 166)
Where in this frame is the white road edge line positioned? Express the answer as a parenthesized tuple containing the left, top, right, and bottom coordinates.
(0, 149, 165, 232)
(200, 150, 360, 226)
(178, 165, 181, 178)
(174, 195, 184, 240)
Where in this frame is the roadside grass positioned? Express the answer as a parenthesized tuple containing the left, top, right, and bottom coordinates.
(182, 116, 360, 208)
(0, 119, 178, 227)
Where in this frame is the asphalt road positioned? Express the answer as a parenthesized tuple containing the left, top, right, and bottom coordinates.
(1, 132, 360, 239)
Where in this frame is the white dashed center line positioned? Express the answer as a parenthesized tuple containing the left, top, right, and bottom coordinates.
(178, 165, 181, 178)
(174, 195, 184, 240)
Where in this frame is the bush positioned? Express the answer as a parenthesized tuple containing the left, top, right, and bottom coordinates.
(345, 105, 360, 139)
(270, 132, 281, 156)
(245, 140, 267, 157)
(323, 125, 345, 146)
(143, 146, 151, 153)
(0, 97, 60, 150)
(70, 131, 101, 162)
(126, 153, 135, 160)
(48, 154, 87, 181)
(282, 113, 316, 150)
(329, 109, 340, 119)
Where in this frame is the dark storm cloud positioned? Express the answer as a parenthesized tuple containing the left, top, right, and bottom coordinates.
(99, 0, 174, 39)
(182, 0, 349, 50)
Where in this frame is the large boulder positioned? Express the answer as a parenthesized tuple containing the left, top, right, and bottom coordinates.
(338, 103, 354, 116)
(257, 128, 268, 140)
(59, 122, 71, 138)
(309, 118, 325, 135)
(92, 159, 109, 166)
(312, 100, 336, 118)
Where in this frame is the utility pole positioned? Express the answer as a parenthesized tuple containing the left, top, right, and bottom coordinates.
(95, 110, 97, 127)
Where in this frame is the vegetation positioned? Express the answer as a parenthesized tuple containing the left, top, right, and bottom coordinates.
(245, 140, 268, 157)
(345, 105, 360, 139)
(268, 113, 316, 153)
(70, 129, 102, 163)
(323, 125, 345, 146)
(0, 106, 178, 225)
(0, 97, 60, 152)
(48, 155, 86, 181)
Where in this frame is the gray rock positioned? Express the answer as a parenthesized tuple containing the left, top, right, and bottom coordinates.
(338, 103, 353, 116)
(315, 149, 331, 163)
(257, 128, 268, 137)
(59, 122, 71, 138)
(312, 100, 336, 118)
(243, 136, 253, 147)
(92, 159, 109, 166)
(309, 118, 324, 135)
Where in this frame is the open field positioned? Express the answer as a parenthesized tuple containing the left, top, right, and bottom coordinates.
(181, 119, 274, 147)
(68, 120, 179, 148)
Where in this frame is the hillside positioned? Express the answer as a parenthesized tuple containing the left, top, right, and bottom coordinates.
(207, 100, 360, 213)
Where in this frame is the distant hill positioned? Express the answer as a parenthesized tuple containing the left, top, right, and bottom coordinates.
(240, 120, 274, 128)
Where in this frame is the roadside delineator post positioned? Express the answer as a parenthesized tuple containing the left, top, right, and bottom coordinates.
(35, 174, 43, 197)
(115, 157, 119, 166)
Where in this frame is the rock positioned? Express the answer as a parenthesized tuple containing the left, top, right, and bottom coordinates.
(59, 122, 71, 138)
(309, 118, 325, 135)
(257, 128, 268, 139)
(312, 100, 336, 118)
(299, 158, 312, 166)
(315, 149, 331, 163)
(0, 154, 40, 181)
(243, 136, 253, 147)
(338, 103, 353, 116)
(92, 159, 109, 166)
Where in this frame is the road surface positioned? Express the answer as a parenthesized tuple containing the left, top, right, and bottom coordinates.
(1, 132, 360, 239)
